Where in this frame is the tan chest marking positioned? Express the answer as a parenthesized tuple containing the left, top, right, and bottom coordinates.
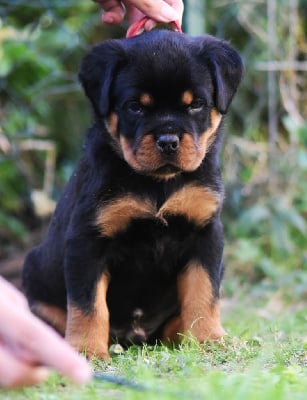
(97, 196, 156, 237)
(157, 184, 221, 226)
(96, 184, 221, 237)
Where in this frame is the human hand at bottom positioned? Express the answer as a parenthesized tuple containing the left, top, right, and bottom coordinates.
(94, 0, 184, 31)
(0, 277, 92, 389)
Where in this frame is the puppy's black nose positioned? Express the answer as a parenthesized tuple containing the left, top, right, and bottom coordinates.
(156, 134, 180, 155)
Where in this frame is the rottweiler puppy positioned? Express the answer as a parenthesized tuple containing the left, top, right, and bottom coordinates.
(22, 30, 243, 359)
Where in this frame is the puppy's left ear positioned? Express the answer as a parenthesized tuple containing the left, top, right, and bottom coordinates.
(196, 36, 244, 114)
(79, 40, 126, 117)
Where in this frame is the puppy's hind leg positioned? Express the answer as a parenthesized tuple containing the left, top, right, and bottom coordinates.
(22, 248, 67, 335)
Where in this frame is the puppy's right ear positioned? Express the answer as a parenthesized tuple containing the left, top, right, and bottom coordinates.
(79, 40, 125, 117)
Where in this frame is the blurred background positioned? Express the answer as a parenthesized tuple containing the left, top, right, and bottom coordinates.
(0, 0, 306, 299)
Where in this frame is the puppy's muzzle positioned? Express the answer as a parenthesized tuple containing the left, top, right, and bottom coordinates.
(152, 122, 183, 156)
(156, 134, 180, 155)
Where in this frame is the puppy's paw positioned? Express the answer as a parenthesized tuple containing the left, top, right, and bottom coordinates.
(67, 334, 111, 360)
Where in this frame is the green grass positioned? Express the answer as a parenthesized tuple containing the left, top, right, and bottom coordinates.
(1, 275, 306, 400)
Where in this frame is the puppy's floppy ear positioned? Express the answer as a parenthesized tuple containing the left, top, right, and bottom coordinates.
(79, 40, 125, 116)
(196, 36, 244, 114)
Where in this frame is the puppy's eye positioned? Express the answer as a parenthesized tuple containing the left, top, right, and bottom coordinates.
(188, 99, 205, 112)
(126, 101, 145, 115)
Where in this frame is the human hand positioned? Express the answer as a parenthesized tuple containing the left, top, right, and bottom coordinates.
(94, 0, 184, 30)
(0, 277, 92, 388)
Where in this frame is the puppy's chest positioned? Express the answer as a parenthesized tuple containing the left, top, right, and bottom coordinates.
(96, 183, 221, 239)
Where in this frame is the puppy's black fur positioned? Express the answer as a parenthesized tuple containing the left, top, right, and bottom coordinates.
(22, 30, 243, 358)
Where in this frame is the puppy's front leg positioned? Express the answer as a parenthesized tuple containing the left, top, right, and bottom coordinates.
(177, 262, 225, 342)
(64, 238, 110, 359)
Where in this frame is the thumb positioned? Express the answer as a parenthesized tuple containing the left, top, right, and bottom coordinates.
(125, 0, 180, 23)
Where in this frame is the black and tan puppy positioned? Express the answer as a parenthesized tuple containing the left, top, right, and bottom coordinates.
(22, 30, 243, 359)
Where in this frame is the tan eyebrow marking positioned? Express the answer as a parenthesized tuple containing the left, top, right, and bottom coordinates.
(181, 90, 194, 106)
(140, 93, 154, 106)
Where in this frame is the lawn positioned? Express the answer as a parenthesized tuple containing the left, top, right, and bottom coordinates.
(1, 273, 306, 400)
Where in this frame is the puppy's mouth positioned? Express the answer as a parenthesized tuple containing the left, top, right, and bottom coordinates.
(154, 164, 181, 176)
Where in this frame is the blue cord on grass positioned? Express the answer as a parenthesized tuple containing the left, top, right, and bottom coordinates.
(93, 371, 203, 399)
(93, 371, 147, 391)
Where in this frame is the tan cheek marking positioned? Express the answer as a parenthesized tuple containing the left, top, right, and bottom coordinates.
(177, 263, 225, 342)
(140, 93, 153, 107)
(179, 109, 222, 171)
(65, 272, 110, 359)
(120, 136, 140, 170)
(97, 196, 156, 237)
(105, 113, 123, 156)
(202, 108, 222, 150)
(157, 184, 221, 227)
(178, 134, 198, 169)
(120, 135, 162, 172)
(182, 90, 194, 106)
(31, 303, 67, 336)
(136, 135, 161, 169)
(105, 112, 119, 138)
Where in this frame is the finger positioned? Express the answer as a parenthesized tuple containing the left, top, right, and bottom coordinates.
(164, 0, 184, 23)
(2, 337, 38, 365)
(125, 0, 180, 23)
(96, 0, 125, 24)
(0, 277, 29, 309)
(0, 344, 49, 389)
(18, 318, 92, 383)
(125, 5, 144, 25)
(0, 308, 92, 384)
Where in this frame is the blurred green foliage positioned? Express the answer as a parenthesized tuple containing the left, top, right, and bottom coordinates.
(0, 1, 306, 286)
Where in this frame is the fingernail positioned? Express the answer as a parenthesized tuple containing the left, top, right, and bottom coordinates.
(102, 13, 115, 24)
(160, 4, 179, 21)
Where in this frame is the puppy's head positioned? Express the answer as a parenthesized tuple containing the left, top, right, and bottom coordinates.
(79, 31, 243, 179)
